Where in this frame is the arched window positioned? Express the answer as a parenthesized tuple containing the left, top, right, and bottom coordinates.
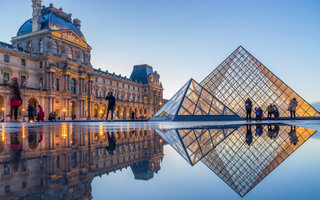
(67, 46, 72, 59)
(27, 41, 32, 52)
(81, 51, 85, 63)
(39, 39, 44, 54)
(52, 41, 58, 55)
(70, 78, 76, 94)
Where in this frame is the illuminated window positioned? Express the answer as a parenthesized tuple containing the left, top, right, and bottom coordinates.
(144, 96, 147, 104)
(81, 51, 85, 63)
(70, 78, 76, 94)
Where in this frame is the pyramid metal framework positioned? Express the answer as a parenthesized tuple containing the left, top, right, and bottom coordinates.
(155, 125, 240, 165)
(152, 79, 241, 121)
(201, 46, 319, 118)
(157, 125, 317, 197)
(201, 125, 316, 197)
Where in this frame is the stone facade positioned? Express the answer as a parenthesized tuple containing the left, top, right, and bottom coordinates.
(0, 1, 163, 121)
(0, 124, 164, 199)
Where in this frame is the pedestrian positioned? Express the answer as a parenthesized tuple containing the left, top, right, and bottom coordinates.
(105, 91, 116, 121)
(267, 104, 273, 120)
(273, 104, 279, 120)
(267, 124, 274, 139)
(245, 98, 252, 121)
(131, 111, 135, 121)
(245, 124, 253, 146)
(27, 103, 34, 122)
(255, 124, 263, 137)
(288, 97, 298, 120)
(37, 105, 44, 122)
(288, 126, 298, 145)
(106, 132, 116, 155)
(255, 106, 263, 121)
(10, 77, 22, 122)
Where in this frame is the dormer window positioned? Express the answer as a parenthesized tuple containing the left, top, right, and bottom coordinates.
(67, 46, 72, 59)
(39, 39, 43, 54)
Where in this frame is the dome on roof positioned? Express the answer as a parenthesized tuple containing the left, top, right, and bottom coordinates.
(17, 13, 86, 41)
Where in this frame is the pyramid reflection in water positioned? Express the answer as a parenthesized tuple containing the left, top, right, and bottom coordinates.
(201, 46, 319, 118)
(152, 79, 241, 121)
(156, 124, 317, 196)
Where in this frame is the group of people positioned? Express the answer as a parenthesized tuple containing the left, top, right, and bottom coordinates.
(245, 97, 298, 121)
(27, 103, 44, 122)
(246, 124, 298, 146)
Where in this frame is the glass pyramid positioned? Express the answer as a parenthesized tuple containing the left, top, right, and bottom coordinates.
(157, 124, 317, 197)
(200, 46, 319, 118)
(155, 125, 240, 165)
(200, 125, 317, 197)
(152, 79, 241, 121)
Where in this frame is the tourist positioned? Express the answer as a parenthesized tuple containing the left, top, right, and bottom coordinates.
(105, 91, 116, 121)
(27, 103, 34, 122)
(273, 124, 280, 138)
(255, 107, 263, 121)
(37, 105, 44, 122)
(255, 124, 263, 137)
(245, 124, 253, 145)
(245, 98, 253, 121)
(267, 124, 274, 139)
(10, 77, 22, 122)
(267, 104, 273, 120)
(131, 111, 135, 121)
(288, 125, 298, 145)
(288, 97, 298, 120)
(273, 104, 279, 120)
(10, 132, 22, 171)
(106, 132, 116, 155)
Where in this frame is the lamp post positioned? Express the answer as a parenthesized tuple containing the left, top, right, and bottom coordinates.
(22, 108, 25, 122)
(62, 107, 67, 120)
(1, 107, 4, 122)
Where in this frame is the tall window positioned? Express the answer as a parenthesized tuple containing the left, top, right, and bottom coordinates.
(70, 78, 76, 94)
(67, 46, 72, 59)
(81, 51, 85, 63)
(4, 55, 9, 63)
(21, 59, 26, 66)
(39, 39, 43, 54)
(20, 75, 26, 87)
(27, 41, 32, 52)
(71, 152, 77, 168)
(55, 78, 60, 91)
(40, 62, 43, 68)
(95, 89, 98, 97)
(52, 41, 58, 55)
(110, 80, 112, 85)
(3, 72, 9, 84)
(103, 90, 106, 98)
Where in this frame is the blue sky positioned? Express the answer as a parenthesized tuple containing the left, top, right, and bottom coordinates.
(0, 0, 319, 102)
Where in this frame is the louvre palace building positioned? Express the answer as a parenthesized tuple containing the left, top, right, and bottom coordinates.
(0, 0, 163, 121)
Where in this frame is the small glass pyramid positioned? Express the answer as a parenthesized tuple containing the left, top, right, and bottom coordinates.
(152, 79, 241, 121)
(200, 46, 319, 118)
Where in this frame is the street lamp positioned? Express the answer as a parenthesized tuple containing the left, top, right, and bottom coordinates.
(1, 107, 4, 122)
(22, 108, 25, 122)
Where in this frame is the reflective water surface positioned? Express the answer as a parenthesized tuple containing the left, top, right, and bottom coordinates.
(0, 122, 319, 200)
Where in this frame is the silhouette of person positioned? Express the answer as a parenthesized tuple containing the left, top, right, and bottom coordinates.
(273, 124, 280, 138)
(105, 92, 116, 121)
(106, 132, 116, 155)
(288, 125, 298, 145)
(245, 98, 253, 122)
(255, 124, 263, 137)
(267, 124, 274, 139)
(246, 124, 253, 146)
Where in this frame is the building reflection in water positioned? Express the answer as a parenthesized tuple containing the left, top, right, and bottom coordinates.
(0, 123, 164, 200)
(156, 124, 317, 197)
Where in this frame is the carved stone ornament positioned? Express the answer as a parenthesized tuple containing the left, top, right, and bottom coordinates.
(47, 41, 52, 49)
(61, 45, 66, 54)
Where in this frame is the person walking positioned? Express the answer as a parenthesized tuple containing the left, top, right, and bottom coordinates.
(27, 103, 34, 122)
(37, 105, 44, 122)
(272, 104, 279, 120)
(10, 77, 22, 121)
(105, 91, 116, 121)
(245, 98, 253, 121)
(255, 106, 263, 121)
(288, 97, 298, 120)
(267, 104, 273, 120)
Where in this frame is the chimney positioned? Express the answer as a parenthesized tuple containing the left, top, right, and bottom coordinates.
(32, 0, 42, 32)
(73, 18, 81, 30)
